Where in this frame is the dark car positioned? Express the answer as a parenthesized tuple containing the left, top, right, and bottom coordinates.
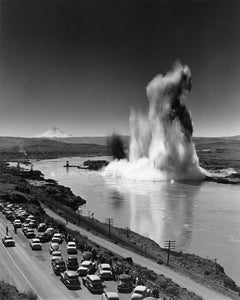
(6, 213, 15, 221)
(66, 256, 79, 271)
(25, 229, 35, 239)
(29, 238, 42, 250)
(60, 271, 81, 289)
(82, 274, 104, 294)
(37, 223, 47, 232)
(117, 274, 133, 293)
(52, 258, 66, 275)
(37, 233, 52, 243)
(2, 235, 15, 247)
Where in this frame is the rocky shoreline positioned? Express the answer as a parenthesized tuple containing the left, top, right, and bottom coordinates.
(0, 162, 240, 299)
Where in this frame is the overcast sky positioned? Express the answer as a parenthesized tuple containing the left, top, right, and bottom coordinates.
(0, 0, 240, 137)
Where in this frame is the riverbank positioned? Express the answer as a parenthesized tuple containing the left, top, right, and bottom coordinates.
(0, 163, 239, 299)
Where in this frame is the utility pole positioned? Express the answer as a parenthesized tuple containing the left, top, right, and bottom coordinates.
(164, 240, 176, 266)
(105, 218, 114, 238)
(214, 258, 218, 274)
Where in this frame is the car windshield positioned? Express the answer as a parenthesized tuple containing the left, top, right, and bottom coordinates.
(92, 280, 102, 285)
(82, 261, 91, 267)
(57, 261, 65, 266)
(135, 288, 146, 295)
(68, 275, 79, 281)
(68, 258, 78, 264)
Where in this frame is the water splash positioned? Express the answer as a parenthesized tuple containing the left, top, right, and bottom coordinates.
(104, 62, 205, 181)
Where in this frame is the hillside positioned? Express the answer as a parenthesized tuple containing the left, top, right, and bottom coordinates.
(0, 137, 110, 160)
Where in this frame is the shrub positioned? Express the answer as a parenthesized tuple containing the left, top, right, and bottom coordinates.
(26, 289, 38, 300)
(165, 284, 180, 296)
(158, 278, 168, 289)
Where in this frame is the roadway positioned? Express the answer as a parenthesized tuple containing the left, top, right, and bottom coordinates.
(43, 206, 232, 300)
(0, 213, 130, 300)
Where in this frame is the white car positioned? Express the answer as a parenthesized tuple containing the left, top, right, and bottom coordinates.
(102, 292, 119, 300)
(53, 233, 63, 243)
(49, 242, 60, 254)
(98, 263, 113, 280)
(13, 219, 21, 228)
(131, 285, 149, 299)
(67, 241, 77, 254)
(77, 260, 94, 276)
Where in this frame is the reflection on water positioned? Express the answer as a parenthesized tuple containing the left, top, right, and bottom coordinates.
(105, 178, 200, 249)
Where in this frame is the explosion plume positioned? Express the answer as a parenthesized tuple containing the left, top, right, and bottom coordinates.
(104, 62, 205, 181)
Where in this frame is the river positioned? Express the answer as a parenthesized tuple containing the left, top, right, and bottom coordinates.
(28, 156, 240, 285)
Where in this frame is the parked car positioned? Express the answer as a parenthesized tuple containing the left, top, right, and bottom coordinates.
(49, 242, 60, 254)
(60, 270, 81, 289)
(2, 235, 15, 247)
(102, 292, 120, 300)
(25, 229, 35, 239)
(52, 233, 63, 244)
(98, 263, 114, 280)
(37, 232, 52, 243)
(52, 258, 66, 275)
(82, 274, 104, 294)
(117, 274, 133, 293)
(77, 260, 96, 277)
(29, 220, 37, 228)
(13, 219, 22, 228)
(51, 236, 61, 244)
(131, 285, 149, 300)
(29, 238, 42, 250)
(6, 212, 15, 221)
(37, 223, 47, 232)
(67, 241, 77, 255)
(66, 256, 79, 271)
(22, 224, 30, 234)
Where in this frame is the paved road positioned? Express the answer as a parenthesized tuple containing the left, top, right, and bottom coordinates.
(44, 206, 232, 300)
(0, 214, 130, 300)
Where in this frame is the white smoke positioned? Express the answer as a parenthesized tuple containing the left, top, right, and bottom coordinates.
(103, 62, 205, 181)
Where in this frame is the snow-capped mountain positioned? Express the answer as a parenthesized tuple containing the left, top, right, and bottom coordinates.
(37, 127, 73, 138)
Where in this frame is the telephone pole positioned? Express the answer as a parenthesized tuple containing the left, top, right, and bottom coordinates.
(164, 240, 176, 266)
(105, 218, 114, 238)
(214, 258, 218, 274)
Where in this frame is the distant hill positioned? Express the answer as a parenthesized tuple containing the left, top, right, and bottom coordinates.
(0, 137, 110, 160)
(57, 135, 130, 146)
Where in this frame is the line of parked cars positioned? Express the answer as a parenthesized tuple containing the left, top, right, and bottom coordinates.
(1, 201, 157, 299)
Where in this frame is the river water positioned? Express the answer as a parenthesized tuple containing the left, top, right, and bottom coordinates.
(29, 156, 240, 284)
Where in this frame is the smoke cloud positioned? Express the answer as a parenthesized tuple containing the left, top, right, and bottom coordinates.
(103, 62, 205, 181)
(107, 133, 126, 160)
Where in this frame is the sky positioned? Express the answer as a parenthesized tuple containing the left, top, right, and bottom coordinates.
(0, 0, 240, 137)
